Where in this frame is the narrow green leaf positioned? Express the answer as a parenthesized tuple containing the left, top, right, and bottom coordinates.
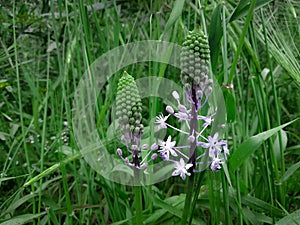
(209, 4, 222, 75)
(280, 161, 300, 183)
(152, 195, 184, 218)
(224, 90, 236, 123)
(163, 0, 185, 35)
(4, 193, 37, 214)
(229, 0, 274, 22)
(143, 209, 166, 224)
(242, 195, 282, 216)
(273, 130, 288, 161)
(275, 209, 300, 225)
(229, 119, 298, 172)
(0, 213, 46, 225)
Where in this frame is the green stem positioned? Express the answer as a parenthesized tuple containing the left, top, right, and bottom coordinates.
(188, 170, 205, 225)
(134, 170, 143, 225)
(181, 176, 194, 225)
(181, 88, 198, 225)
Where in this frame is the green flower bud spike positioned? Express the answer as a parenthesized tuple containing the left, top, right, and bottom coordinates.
(116, 71, 144, 145)
(180, 30, 212, 109)
(116, 71, 156, 169)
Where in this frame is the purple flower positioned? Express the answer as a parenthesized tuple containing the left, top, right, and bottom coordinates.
(198, 113, 215, 128)
(172, 158, 193, 180)
(210, 157, 223, 171)
(174, 111, 190, 122)
(201, 133, 223, 158)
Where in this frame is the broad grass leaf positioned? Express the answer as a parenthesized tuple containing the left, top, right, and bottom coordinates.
(0, 213, 46, 225)
(242, 207, 273, 224)
(229, 119, 298, 172)
(275, 209, 300, 225)
(143, 209, 167, 224)
(152, 195, 184, 218)
(163, 0, 185, 35)
(224, 90, 236, 123)
(229, 0, 273, 22)
(242, 195, 282, 216)
(280, 161, 300, 183)
(209, 4, 222, 75)
(4, 193, 37, 215)
(273, 130, 288, 162)
(242, 207, 267, 225)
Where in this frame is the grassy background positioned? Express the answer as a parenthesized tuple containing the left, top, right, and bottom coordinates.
(0, 0, 300, 224)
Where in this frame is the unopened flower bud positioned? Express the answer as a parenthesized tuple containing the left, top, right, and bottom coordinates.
(131, 145, 138, 150)
(124, 158, 130, 164)
(172, 91, 179, 100)
(116, 148, 122, 156)
(166, 105, 174, 114)
(188, 135, 195, 143)
(196, 90, 202, 100)
(142, 144, 149, 150)
(151, 143, 158, 150)
(151, 153, 158, 160)
(205, 86, 212, 96)
(178, 104, 187, 113)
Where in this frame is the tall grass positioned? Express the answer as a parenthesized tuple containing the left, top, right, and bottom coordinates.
(0, 0, 300, 224)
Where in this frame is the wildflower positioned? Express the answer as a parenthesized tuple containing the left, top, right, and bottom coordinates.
(172, 158, 193, 180)
(154, 30, 229, 178)
(210, 157, 223, 171)
(201, 133, 224, 158)
(154, 113, 170, 130)
(158, 136, 177, 160)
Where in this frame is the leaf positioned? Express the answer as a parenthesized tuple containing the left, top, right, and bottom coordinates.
(143, 209, 166, 224)
(224, 90, 236, 123)
(152, 195, 184, 218)
(4, 193, 37, 215)
(229, 0, 274, 22)
(163, 0, 185, 35)
(229, 119, 298, 172)
(280, 161, 300, 183)
(275, 209, 300, 225)
(273, 129, 288, 162)
(209, 4, 223, 75)
(242, 195, 282, 216)
(0, 213, 46, 225)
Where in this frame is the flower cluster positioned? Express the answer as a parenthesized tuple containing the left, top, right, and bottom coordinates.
(115, 71, 157, 169)
(153, 91, 228, 179)
(152, 30, 229, 180)
(114, 31, 229, 180)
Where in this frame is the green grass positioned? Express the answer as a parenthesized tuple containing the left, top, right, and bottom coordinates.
(1, 0, 300, 224)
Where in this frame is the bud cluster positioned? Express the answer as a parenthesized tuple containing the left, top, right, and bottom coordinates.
(115, 71, 156, 169)
(116, 71, 144, 145)
(180, 31, 212, 108)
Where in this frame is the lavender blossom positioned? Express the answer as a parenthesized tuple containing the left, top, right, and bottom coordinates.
(154, 31, 229, 179)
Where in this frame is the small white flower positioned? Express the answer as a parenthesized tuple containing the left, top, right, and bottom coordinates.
(210, 157, 223, 171)
(202, 133, 222, 158)
(198, 115, 214, 127)
(154, 113, 170, 130)
(158, 136, 177, 160)
(172, 158, 193, 180)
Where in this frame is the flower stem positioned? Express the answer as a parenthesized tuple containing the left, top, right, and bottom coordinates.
(134, 170, 143, 225)
(181, 87, 198, 225)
